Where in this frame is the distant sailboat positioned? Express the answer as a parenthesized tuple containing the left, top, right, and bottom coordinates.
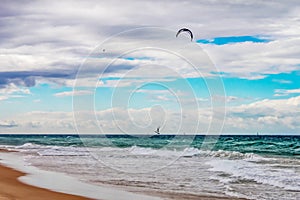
(154, 127, 160, 134)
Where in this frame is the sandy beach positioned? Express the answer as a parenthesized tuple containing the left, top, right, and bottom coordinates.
(0, 149, 92, 200)
(0, 162, 246, 200)
(0, 148, 249, 200)
(0, 164, 93, 200)
(0, 162, 245, 200)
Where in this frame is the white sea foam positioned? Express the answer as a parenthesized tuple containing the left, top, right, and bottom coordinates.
(7, 143, 89, 156)
(3, 142, 300, 199)
(10, 143, 265, 160)
(129, 146, 260, 160)
(207, 159, 300, 191)
(15, 142, 45, 149)
(128, 146, 158, 155)
(37, 148, 90, 156)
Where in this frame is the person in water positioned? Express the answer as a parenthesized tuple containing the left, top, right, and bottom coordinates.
(154, 127, 160, 134)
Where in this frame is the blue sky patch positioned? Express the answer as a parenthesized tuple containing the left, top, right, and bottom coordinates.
(123, 56, 153, 61)
(197, 35, 271, 45)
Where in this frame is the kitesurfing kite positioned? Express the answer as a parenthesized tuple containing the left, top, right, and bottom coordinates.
(176, 28, 193, 41)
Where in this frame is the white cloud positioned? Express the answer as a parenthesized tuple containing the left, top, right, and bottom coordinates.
(0, 1, 300, 134)
(272, 79, 292, 84)
(0, 83, 31, 95)
(202, 38, 300, 79)
(0, 83, 31, 101)
(274, 88, 300, 96)
(54, 90, 93, 97)
(0, 96, 8, 101)
(0, 120, 18, 128)
(1, 95, 299, 133)
(0, 111, 76, 133)
(224, 96, 300, 133)
(0, 0, 299, 86)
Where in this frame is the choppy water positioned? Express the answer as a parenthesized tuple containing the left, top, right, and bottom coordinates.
(0, 134, 299, 200)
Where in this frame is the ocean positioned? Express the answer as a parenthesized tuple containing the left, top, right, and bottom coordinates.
(0, 134, 299, 200)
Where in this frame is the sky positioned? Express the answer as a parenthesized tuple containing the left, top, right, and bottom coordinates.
(0, 0, 299, 134)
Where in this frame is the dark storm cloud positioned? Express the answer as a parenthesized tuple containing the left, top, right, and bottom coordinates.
(0, 70, 76, 88)
(0, 0, 26, 17)
(104, 64, 136, 73)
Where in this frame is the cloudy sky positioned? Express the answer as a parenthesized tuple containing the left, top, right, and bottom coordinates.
(0, 0, 299, 134)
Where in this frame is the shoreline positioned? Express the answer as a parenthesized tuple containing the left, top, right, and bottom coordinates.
(0, 149, 92, 200)
(0, 149, 162, 200)
(0, 163, 92, 200)
(0, 148, 247, 200)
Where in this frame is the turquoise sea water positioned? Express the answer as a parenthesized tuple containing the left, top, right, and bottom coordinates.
(0, 134, 299, 200)
(0, 134, 299, 158)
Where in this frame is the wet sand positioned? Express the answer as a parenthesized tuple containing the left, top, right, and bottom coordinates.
(0, 149, 93, 200)
(0, 163, 95, 200)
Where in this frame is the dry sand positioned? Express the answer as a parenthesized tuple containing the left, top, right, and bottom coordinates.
(0, 149, 93, 200)
(0, 163, 94, 200)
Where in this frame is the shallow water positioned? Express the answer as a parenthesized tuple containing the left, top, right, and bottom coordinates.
(0, 134, 299, 200)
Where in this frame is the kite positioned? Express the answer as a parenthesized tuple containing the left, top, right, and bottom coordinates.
(176, 28, 193, 41)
